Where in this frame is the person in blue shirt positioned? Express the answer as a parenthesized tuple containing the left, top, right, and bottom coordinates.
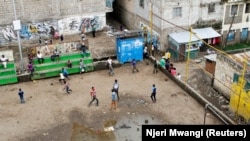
(131, 59, 139, 73)
(150, 84, 156, 103)
(110, 89, 117, 110)
(61, 67, 70, 80)
(18, 88, 25, 104)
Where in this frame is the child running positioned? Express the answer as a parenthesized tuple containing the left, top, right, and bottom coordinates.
(63, 81, 72, 94)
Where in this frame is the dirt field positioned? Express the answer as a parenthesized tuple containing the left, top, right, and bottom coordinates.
(0, 61, 223, 141)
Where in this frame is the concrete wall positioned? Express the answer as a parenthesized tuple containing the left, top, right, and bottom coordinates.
(221, 1, 250, 45)
(214, 54, 242, 99)
(113, 0, 223, 51)
(0, 0, 105, 24)
(0, 0, 108, 45)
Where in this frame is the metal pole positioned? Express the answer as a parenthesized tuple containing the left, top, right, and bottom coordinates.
(185, 27, 192, 83)
(204, 104, 209, 125)
(12, 0, 24, 73)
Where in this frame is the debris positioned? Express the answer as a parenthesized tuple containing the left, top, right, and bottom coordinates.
(119, 124, 131, 129)
(104, 126, 114, 132)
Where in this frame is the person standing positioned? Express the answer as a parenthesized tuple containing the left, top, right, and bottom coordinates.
(151, 43, 155, 57)
(60, 34, 64, 42)
(54, 49, 60, 62)
(153, 59, 158, 74)
(63, 81, 72, 94)
(131, 59, 139, 73)
(107, 57, 114, 76)
(150, 84, 156, 103)
(88, 87, 99, 106)
(143, 46, 149, 60)
(27, 61, 34, 76)
(79, 59, 86, 74)
(37, 51, 44, 64)
(39, 37, 42, 46)
(1, 54, 9, 69)
(18, 88, 25, 104)
(92, 27, 96, 37)
(110, 89, 117, 110)
(113, 79, 119, 102)
(165, 51, 171, 62)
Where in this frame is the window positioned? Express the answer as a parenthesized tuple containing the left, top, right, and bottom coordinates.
(230, 4, 238, 16)
(227, 30, 235, 41)
(208, 3, 215, 13)
(173, 7, 182, 17)
(246, 3, 250, 13)
(139, 0, 144, 8)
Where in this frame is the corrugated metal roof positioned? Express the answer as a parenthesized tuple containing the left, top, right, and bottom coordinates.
(204, 54, 217, 62)
(169, 27, 221, 44)
(192, 27, 221, 39)
(229, 51, 250, 66)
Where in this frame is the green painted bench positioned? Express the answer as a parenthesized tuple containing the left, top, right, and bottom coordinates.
(0, 62, 18, 85)
(31, 51, 94, 80)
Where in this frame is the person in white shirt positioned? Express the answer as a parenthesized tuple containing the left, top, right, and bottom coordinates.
(151, 43, 155, 57)
(143, 46, 149, 60)
(176, 73, 181, 80)
(113, 79, 119, 101)
(59, 73, 66, 84)
(107, 57, 114, 76)
(37, 51, 44, 64)
(0, 55, 8, 69)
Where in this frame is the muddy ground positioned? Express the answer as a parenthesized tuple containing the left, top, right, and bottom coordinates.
(0, 61, 223, 141)
(0, 17, 228, 141)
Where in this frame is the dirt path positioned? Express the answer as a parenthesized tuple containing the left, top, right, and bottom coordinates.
(0, 61, 222, 141)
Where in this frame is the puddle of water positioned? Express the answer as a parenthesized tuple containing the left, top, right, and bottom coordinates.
(113, 114, 163, 141)
(70, 114, 164, 141)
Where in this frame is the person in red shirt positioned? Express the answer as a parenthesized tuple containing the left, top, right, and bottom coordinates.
(88, 87, 99, 106)
(171, 67, 177, 76)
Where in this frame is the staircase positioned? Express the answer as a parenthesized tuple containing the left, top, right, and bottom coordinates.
(31, 51, 95, 80)
(0, 62, 18, 85)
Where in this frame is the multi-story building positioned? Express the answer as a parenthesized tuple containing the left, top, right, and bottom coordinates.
(113, 0, 223, 51)
(0, 0, 114, 45)
(221, 0, 250, 46)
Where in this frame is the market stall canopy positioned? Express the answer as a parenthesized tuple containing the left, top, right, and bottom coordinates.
(169, 27, 221, 44)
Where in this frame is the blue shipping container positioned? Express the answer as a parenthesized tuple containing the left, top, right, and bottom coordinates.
(116, 37, 144, 64)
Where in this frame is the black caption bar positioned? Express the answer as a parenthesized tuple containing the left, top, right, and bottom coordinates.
(142, 125, 250, 141)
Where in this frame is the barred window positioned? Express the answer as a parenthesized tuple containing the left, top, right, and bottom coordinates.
(208, 3, 215, 13)
(173, 7, 182, 17)
(231, 4, 238, 16)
